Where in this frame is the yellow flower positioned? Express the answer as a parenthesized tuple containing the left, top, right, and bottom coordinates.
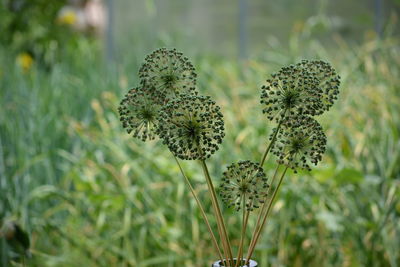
(57, 8, 77, 25)
(16, 52, 34, 72)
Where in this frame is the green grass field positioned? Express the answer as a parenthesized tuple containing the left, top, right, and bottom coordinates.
(1, 30, 399, 266)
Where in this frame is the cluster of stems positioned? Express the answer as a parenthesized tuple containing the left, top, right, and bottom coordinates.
(200, 116, 289, 267)
(172, 116, 290, 267)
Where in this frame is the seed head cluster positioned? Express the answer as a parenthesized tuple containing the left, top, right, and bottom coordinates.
(139, 48, 197, 103)
(220, 160, 269, 212)
(270, 116, 327, 172)
(260, 60, 340, 121)
(118, 87, 161, 141)
(118, 48, 340, 221)
(157, 95, 225, 160)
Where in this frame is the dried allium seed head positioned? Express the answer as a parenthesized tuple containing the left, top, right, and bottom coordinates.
(157, 95, 225, 160)
(139, 48, 197, 103)
(220, 160, 269, 212)
(118, 87, 161, 142)
(270, 116, 327, 172)
(260, 60, 340, 121)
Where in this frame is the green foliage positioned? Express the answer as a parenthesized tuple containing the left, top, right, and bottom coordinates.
(0, 0, 81, 68)
(1, 33, 399, 267)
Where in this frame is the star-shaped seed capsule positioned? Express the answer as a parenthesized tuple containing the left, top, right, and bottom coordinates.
(139, 48, 197, 103)
(270, 116, 327, 172)
(260, 60, 340, 121)
(157, 95, 225, 160)
(220, 160, 269, 212)
(118, 87, 161, 142)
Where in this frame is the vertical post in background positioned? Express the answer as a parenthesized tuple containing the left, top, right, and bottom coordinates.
(374, 0, 383, 37)
(238, 0, 248, 60)
(106, 0, 115, 66)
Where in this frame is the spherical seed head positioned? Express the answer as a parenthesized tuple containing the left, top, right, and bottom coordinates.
(157, 95, 225, 160)
(139, 48, 197, 103)
(260, 60, 340, 121)
(118, 87, 161, 142)
(219, 160, 269, 212)
(270, 116, 327, 172)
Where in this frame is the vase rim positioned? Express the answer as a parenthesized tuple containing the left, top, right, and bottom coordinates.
(211, 258, 257, 267)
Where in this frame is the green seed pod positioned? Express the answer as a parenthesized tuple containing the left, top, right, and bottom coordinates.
(270, 116, 327, 172)
(260, 60, 340, 121)
(157, 95, 225, 160)
(118, 87, 161, 142)
(139, 48, 197, 103)
(219, 160, 269, 212)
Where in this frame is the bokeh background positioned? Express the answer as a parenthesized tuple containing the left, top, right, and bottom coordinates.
(1, 0, 400, 266)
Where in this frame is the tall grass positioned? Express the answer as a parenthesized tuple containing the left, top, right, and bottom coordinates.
(0, 33, 399, 266)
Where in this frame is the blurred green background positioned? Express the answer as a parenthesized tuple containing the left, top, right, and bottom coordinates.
(1, 0, 400, 266)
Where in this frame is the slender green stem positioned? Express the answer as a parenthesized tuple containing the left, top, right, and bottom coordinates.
(173, 155, 224, 263)
(247, 164, 280, 257)
(235, 195, 245, 267)
(251, 112, 284, 251)
(243, 110, 286, 264)
(240, 211, 250, 267)
(203, 174, 230, 267)
(196, 144, 231, 266)
(260, 117, 284, 167)
(235, 197, 250, 267)
(245, 166, 289, 265)
(200, 160, 234, 266)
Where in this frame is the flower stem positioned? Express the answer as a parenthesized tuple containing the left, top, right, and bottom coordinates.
(200, 159, 234, 266)
(244, 111, 286, 265)
(246, 164, 280, 259)
(245, 166, 289, 265)
(173, 155, 224, 263)
(235, 196, 250, 267)
(260, 116, 284, 167)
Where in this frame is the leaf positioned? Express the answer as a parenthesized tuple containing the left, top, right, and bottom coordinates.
(27, 185, 59, 200)
(313, 166, 336, 183)
(334, 168, 363, 185)
(316, 211, 343, 232)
